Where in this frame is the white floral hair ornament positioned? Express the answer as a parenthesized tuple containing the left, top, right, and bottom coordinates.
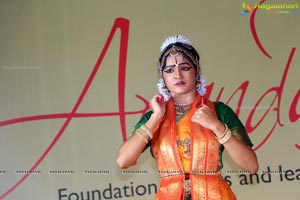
(157, 79, 172, 101)
(157, 35, 207, 101)
(197, 74, 207, 96)
(160, 35, 193, 52)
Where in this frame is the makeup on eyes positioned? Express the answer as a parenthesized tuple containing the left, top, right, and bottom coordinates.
(163, 63, 193, 73)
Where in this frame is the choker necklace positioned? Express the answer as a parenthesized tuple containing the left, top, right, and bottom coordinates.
(174, 101, 193, 114)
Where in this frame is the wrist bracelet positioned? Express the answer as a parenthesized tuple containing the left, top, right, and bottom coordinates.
(140, 124, 153, 140)
(216, 124, 228, 140)
(218, 129, 232, 144)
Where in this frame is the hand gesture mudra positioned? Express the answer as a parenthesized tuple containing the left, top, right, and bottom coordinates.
(191, 100, 224, 135)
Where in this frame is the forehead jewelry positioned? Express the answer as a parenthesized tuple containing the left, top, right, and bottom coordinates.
(160, 45, 198, 73)
(169, 46, 179, 67)
(168, 46, 180, 67)
(169, 46, 179, 56)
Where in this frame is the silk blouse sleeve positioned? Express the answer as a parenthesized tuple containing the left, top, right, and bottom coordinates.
(214, 101, 253, 148)
(132, 111, 153, 150)
(214, 101, 254, 170)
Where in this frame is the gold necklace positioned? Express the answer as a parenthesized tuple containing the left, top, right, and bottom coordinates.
(174, 101, 193, 114)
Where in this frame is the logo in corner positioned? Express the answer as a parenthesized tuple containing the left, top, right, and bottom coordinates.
(241, 2, 254, 16)
(241, 2, 299, 16)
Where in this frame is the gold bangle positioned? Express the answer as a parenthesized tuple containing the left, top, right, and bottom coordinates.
(216, 124, 228, 140)
(137, 129, 150, 140)
(140, 124, 153, 140)
(218, 129, 232, 144)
